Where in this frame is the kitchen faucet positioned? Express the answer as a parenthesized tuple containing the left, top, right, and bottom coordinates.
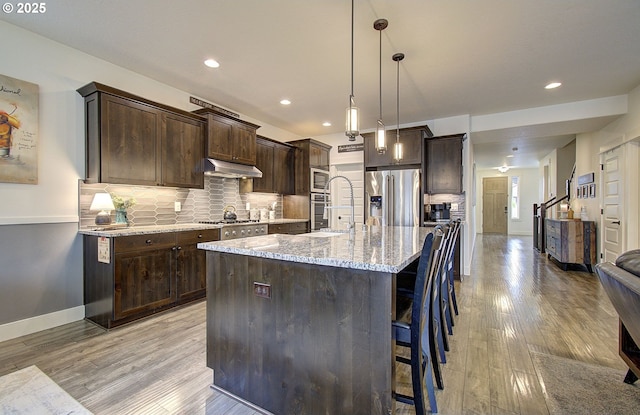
(322, 175, 355, 231)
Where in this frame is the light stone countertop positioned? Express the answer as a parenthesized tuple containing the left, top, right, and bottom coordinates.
(77, 218, 309, 237)
(78, 223, 222, 237)
(198, 225, 435, 273)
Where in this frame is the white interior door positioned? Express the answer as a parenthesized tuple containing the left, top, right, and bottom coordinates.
(601, 146, 624, 262)
(330, 163, 364, 229)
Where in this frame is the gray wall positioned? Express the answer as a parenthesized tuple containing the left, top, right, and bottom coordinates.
(0, 223, 83, 325)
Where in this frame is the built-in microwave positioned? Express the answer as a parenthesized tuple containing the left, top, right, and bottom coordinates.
(310, 168, 331, 193)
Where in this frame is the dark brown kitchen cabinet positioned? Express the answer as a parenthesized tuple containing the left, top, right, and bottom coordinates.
(268, 221, 309, 235)
(113, 234, 176, 321)
(175, 230, 217, 302)
(251, 136, 294, 194)
(77, 82, 205, 189)
(193, 108, 260, 166)
(162, 113, 206, 188)
(309, 143, 330, 170)
(425, 134, 464, 194)
(363, 125, 427, 168)
(287, 138, 332, 195)
(83, 228, 219, 328)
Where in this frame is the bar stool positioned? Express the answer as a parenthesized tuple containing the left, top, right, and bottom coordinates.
(393, 230, 442, 413)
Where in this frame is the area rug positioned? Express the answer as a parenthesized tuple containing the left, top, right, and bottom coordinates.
(0, 365, 92, 414)
(531, 352, 640, 415)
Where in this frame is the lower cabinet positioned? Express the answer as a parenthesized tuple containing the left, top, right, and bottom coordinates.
(84, 228, 219, 328)
(545, 219, 596, 272)
(268, 221, 309, 235)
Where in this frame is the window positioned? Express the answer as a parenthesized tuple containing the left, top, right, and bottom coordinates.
(511, 176, 520, 219)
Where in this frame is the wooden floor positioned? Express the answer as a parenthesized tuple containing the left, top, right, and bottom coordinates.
(0, 234, 625, 414)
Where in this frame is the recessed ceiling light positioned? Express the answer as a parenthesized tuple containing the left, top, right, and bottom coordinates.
(322, 122, 332, 127)
(204, 59, 220, 68)
(506, 155, 514, 158)
(545, 82, 561, 89)
(280, 99, 291, 105)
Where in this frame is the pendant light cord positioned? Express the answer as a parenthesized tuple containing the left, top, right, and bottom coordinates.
(379, 28, 382, 119)
(350, 0, 354, 102)
(396, 57, 400, 141)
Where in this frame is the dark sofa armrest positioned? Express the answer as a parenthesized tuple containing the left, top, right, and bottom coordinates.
(595, 261, 640, 346)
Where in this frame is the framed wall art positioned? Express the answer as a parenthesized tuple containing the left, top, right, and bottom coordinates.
(0, 74, 39, 184)
(589, 183, 596, 198)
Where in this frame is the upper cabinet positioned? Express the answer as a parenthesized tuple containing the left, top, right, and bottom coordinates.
(425, 134, 464, 194)
(77, 82, 205, 189)
(287, 138, 332, 195)
(250, 136, 294, 194)
(363, 126, 428, 169)
(193, 108, 260, 166)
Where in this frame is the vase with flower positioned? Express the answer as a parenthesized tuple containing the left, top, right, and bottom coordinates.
(110, 193, 136, 225)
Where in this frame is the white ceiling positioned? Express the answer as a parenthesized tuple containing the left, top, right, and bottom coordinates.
(2, 0, 640, 169)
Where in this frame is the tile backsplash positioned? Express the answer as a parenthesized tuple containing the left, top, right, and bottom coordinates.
(79, 177, 283, 228)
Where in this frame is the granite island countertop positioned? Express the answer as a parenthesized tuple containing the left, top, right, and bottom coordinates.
(198, 225, 434, 273)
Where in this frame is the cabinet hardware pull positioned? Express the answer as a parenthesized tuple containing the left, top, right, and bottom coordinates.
(177, 246, 182, 251)
(198, 234, 203, 238)
(146, 239, 152, 244)
(613, 220, 621, 225)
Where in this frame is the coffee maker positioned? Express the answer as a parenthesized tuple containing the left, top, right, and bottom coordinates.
(426, 203, 451, 221)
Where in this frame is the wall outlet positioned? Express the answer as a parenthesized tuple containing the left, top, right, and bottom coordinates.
(174, 201, 181, 212)
(451, 203, 458, 211)
(254, 282, 271, 299)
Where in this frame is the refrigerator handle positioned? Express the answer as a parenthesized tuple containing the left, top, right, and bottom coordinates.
(385, 175, 390, 225)
(390, 175, 395, 225)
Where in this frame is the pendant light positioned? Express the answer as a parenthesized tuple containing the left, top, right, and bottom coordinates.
(374, 18, 388, 154)
(393, 52, 405, 162)
(345, 0, 359, 141)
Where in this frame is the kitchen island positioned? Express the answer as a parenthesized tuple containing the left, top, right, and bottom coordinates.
(198, 225, 432, 415)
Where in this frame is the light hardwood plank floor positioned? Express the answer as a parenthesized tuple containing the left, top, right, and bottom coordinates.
(0, 234, 625, 414)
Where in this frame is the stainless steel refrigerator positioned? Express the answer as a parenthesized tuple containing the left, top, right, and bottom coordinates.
(365, 169, 422, 226)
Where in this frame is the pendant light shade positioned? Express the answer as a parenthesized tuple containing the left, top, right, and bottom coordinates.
(346, 96, 359, 140)
(345, 0, 359, 141)
(374, 18, 388, 154)
(393, 52, 405, 163)
(375, 120, 386, 153)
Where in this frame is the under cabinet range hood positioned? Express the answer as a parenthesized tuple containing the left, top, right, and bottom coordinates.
(196, 158, 263, 179)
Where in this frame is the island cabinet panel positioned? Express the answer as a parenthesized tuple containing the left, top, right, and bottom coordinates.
(84, 228, 218, 329)
(78, 82, 205, 189)
(206, 252, 394, 415)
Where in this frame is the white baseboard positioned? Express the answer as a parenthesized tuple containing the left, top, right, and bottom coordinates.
(0, 306, 85, 343)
